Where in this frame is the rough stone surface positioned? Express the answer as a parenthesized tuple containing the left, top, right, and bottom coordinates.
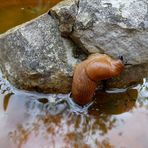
(0, 14, 84, 93)
(50, 0, 79, 37)
(52, 0, 148, 65)
(51, 0, 148, 88)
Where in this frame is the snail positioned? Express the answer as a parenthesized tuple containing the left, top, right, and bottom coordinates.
(71, 53, 124, 106)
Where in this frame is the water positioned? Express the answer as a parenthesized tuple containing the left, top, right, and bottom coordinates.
(0, 0, 62, 33)
(0, 72, 148, 148)
(0, 0, 148, 148)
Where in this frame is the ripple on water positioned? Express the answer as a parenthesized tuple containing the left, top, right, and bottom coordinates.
(0, 73, 148, 148)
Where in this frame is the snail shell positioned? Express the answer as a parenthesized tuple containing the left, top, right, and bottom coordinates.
(72, 53, 124, 106)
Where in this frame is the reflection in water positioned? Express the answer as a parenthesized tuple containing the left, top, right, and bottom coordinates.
(90, 89, 138, 115)
(3, 93, 14, 111)
(137, 78, 148, 108)
(0, 74, 148, 148)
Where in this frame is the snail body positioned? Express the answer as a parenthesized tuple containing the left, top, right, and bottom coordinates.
(72, 53, 124, 106)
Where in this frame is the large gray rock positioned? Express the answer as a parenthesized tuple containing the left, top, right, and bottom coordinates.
(52, 0, 148, 65)
(51, 0, 148, 88)
(0, 14, 83, 93)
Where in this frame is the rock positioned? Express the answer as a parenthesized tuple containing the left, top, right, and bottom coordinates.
(51, 0, 148, 88)
(106, 63, 148, 88)
(52, 0, 148, 65)
(50, 0, 79, 37)
(0, 14, 85, 93)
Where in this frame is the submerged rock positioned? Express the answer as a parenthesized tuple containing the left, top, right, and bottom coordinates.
(0, 0, 148, 93)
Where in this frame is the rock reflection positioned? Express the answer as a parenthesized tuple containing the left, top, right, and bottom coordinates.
(9, 111, 115, 148)
(5, 88, 138, 148)
(0, 75, 148, 148)
(3, 93, 14, 111)
(0, 88, 115, 147)
(138, 78, 148, 107)
(90, 88, 138, 115)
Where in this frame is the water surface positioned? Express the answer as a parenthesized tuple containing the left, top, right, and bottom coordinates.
(0, 0, 62, 33)
(0, 74, 148, 148)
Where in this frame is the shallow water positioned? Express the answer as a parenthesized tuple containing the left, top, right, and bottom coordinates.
(0, 0, 62, 33)
(0, 72, 148, 148)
